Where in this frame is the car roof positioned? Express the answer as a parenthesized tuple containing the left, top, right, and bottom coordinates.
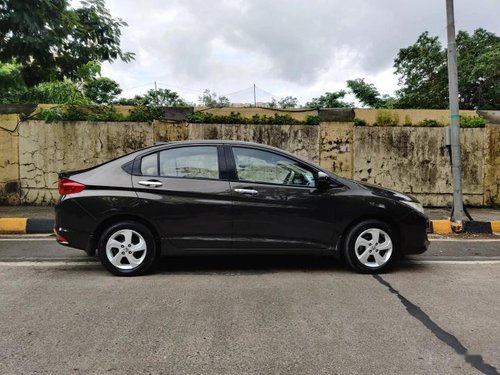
(153, 140, 294, 155)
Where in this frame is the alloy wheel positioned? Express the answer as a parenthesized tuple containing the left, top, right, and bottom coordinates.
(354, 228, 393, 268)
(105, 229, 148, 270)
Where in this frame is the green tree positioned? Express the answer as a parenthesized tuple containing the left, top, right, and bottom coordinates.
(456, 29, 500, 109)
(277, 96, 298, 108)
(347, 78, 380, 107)
(83, 77, 122, 104)
(0, 62, 26, 103)
(305, 90, 352, 108)
(0, 0, 134, 86)
(141, 88, 188, 107)
(267, 98, 278, 108)
(394, 32, 448, 109)
(394, 28, 500, 109)
(22, 80, 86, 104)
(199, 89, 230, 107)
(347, 78, 396, 108)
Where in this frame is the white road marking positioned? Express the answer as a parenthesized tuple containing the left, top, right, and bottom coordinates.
(0, 260, 500, 267)
(1, 237, 499, 242)
(429, 238, 500, 242)
(0, 238, 56, 241)
(409, 260, 500, 265)
(0, 261, 98, 267)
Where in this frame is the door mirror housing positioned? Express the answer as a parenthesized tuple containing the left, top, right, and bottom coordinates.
(316, 171, 331, 189)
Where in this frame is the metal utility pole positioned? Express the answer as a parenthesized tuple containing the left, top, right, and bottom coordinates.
(253, 84, 257, 107)
(154, 81, 159, 106)
(446, 0, 465, 223)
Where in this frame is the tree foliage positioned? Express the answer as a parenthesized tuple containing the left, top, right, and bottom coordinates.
(277, 96, 298, 108)
(114, 88, 188, 107)
(394, 28, 500, 109)
(83, 77, 122, 104)
(304, 90, 352, 108)
(23, 80, 87, 104)
(394, 32, 448, 109)
(0, 62, 25, 103)
(199, 89, 230, 107)
(141, 88, 188, 107)
(0, 0, 134, 86)
(347, 78, 396, 108)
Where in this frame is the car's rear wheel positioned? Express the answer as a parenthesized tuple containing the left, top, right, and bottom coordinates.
(342, 220, 396, 273)
(98, 221, 156, 276)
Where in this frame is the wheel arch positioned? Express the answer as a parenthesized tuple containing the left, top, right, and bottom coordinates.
(87, 214, 161, 256)
(335, 214, 401, 255)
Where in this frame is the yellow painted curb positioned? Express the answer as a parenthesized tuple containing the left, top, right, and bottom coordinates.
(492, 221, 500, 234)
(0, 218, 27, 234)
(431, 220, 453, 234)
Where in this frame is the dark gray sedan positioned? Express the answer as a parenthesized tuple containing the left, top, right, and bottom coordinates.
(55, 140, 429, 276)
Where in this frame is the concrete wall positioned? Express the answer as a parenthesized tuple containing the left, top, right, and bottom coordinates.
(189, 123, 319, 163)
(354, 108, 477, 126)
(352, 127, 486, 206)
(1, 108, 499, 207)
(319, 122, 353, 178)
(484, 126, 500, 205)
(0, 114, 20, 204)
(18, 121, 153, 204)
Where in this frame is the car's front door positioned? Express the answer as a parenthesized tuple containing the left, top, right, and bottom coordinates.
(132, 145, 232, 251)
(226, 145, 336, 250)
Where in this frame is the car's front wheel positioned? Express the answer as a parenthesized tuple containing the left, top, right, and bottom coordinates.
(98, 221, 157, 276)
(342, 220, 396, 273)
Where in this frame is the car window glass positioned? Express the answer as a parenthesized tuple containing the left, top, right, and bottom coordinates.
(159, 146, 219, 179)
(232, 147, 315, 187)
(141, 153, 158, 176)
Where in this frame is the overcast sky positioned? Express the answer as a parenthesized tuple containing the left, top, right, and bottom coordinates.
(99, 0, 500, 106)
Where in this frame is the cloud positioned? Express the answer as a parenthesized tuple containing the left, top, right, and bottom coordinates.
(100, 0, 500, 104)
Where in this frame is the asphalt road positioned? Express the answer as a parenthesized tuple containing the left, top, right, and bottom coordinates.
(0, 237, 499, 374)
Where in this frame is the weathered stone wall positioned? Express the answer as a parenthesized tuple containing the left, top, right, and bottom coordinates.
(318, 122, 353, 179)
(0, 114, 20, 204)
(189, 123, 320, 163)
(153, 121, 189, 142)
(352, 127, 486, 206)
(18, 121, 153, 204)
(354, 108, 477, 126)
(484, 125, 500, 205)
(196, 107, 317, 122)
(1, 108, 499, 207)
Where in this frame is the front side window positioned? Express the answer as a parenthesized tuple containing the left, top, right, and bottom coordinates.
(232, 147, 315, 187)
(159, 146, 219, 179)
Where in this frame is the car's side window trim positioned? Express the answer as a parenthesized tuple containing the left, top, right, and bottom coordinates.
(134, 145, 227, 181)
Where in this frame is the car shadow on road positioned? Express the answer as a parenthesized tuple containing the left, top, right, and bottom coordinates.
(152, 254, 346, 275)
(149, 254, 429, 275)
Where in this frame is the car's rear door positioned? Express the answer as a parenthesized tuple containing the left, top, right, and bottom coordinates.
(226, 145, 336, 250)
(131, 144, 232, 251)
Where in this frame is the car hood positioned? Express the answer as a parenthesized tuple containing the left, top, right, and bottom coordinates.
(356, 181, 419, 203)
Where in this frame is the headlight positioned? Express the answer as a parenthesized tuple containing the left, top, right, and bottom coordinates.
(401, 201, 425, 214)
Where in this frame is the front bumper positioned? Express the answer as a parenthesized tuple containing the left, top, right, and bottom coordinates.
(398, 213, 430, 255)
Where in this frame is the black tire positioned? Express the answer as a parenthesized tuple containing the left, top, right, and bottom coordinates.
(98, 221, 157, 276)
(342, 220, 397, 274)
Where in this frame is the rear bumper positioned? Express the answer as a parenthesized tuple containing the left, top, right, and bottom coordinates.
(55, 198, 94, 253)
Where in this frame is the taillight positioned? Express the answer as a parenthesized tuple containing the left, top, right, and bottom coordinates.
(58, 178, 85, 195)
(56, 234, 69, 245)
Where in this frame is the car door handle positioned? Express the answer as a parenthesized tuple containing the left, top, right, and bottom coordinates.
(138, 180, 163, 188)
(234, 188, 258, 195)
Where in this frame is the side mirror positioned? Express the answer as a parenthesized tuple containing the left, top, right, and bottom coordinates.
(316, 171, 331, 189)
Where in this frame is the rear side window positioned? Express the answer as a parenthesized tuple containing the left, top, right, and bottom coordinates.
(141, 153, 158, 176)
(159, 146, 219, 179)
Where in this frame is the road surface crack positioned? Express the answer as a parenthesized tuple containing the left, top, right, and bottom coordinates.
(373, 274, 498, 375)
